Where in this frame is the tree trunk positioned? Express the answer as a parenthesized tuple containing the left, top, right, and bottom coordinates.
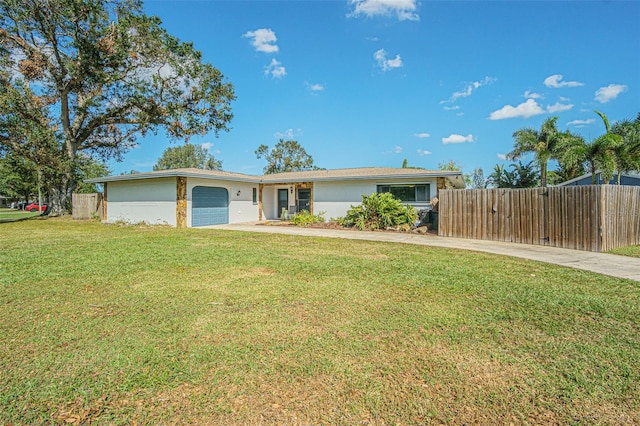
(540, 162, 547, 187)
(48, 173, 74, 215)
(37, 168, 43, 210)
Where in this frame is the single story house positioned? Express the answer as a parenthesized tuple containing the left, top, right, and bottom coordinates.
(86, 167, 465, 227)
(556, 171, 640, 187)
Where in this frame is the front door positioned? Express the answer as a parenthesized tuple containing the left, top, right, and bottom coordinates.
(277, 189, 288, 218)
(297, 188, 311, 212)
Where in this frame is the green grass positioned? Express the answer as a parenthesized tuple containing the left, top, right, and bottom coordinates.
(608, 245, 640, 258)
(1, 218, 639, 424)
(0, 208, 41, 221)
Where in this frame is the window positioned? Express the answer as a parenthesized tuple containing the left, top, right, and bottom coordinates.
(252, 187, 258, 204)
(377, 184, 429, 202)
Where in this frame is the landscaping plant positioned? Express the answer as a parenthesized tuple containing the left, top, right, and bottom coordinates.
(338, 192, 418, 230)
(290, 210, 325, 227)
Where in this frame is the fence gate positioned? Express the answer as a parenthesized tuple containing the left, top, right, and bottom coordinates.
(72, 193, 104, 220)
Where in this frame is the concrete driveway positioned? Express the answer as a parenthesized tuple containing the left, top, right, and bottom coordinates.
(211, 222, 640, 282)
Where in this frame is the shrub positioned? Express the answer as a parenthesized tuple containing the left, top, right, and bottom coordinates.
(338, 192, 418, 231)
(290, 210, 325, 226)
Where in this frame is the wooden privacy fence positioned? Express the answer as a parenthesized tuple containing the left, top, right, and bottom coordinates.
(72, 193, 103, 220)
(438, 185, 640, 252)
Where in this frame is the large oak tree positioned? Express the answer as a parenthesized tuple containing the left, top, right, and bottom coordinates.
(0, 0, 235, 212)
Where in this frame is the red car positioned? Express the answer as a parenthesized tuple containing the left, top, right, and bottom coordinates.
(25, 203, 47, 212)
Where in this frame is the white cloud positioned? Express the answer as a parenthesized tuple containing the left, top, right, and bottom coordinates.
(442, 134, 474, 144)
(417, 149, 431, 156)
(489, 99, 545, 120)
(200, 142, 214, 151)
(524, 90, 542, 99)
(374, 49, 403, 71)
(414, 133, 430, 139)
(265, 59, 286, 79)
(305, 82, 325, 93)
(394, 145, 403, 154)
(441, 76, 496, 103)
(567, 118, 596, 127)
(243, 28, 279, 53)
(349, 0, 419, 21)
(594, 84, 627, 103)
(443, 105, 460, 111)
(491, 97, 576, 119)
(274, 128, 302, 139)
(497, 153, 507, 160)
(544, 74, 584, 88)
(546, 102, 574, 113)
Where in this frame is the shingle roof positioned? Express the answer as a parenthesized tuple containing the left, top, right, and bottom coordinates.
(85, 168, 258, 183)
(87, 166, 465, 188)
(260, 167, 460, 182)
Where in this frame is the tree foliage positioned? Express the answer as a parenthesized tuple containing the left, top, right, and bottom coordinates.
(556, 111, 623, 184)
(255, 139, 319, 174)
(471, 168, 487, 189)
(153, 143, 222, 171)
(0, 0, 235, 212)
(611, 114, 640, 184)
(0, 151, 38, 202)
(487, 161, 539, 188)
(437, 160, 462, 171)
(508, 117, 568, 187)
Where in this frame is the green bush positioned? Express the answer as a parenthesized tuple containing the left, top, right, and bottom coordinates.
(338, 192, 418, 231)
(290, 210, 325, 226)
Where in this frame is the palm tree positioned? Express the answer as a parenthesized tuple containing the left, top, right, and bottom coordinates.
(611, 114, 640, 184)
(507, 116, 566, 187)
(487, 161, 539, 188)
(556, 111, 621, 184)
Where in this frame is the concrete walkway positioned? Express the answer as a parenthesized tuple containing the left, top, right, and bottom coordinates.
(212, 222, 640, 282)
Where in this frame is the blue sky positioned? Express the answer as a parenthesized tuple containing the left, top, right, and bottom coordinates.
(110, 0, 640, 178)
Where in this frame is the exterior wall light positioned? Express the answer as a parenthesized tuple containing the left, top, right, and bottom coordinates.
(236, 190, 241, 197)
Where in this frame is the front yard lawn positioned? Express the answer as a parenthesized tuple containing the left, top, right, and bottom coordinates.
(609, 245, 640, 258)
(0, 208, 41, 222)
(1, 218, 638, 424)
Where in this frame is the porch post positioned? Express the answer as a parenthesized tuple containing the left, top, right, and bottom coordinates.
(258, 183, 264, 221)
(176, 177, 187, 228)
(102, 182, 108, 221)
(437, 177, 446, 197)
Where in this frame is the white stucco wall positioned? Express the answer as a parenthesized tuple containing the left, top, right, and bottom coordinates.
(186, 178, 259, 226)
(261, 185, 293, 220)
(106, 178, 177, 225)
(105, 175, 440, 226)
(313, 178, 439, 220)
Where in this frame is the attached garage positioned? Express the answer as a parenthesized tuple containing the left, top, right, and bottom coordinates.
(192, 186, 229, 226)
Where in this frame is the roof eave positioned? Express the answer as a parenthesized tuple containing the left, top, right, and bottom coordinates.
(85, 170, 259, 184)
(261, 171, 464, 184)
(86, 169, 466, 186)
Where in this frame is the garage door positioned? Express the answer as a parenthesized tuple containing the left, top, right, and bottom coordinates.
(192, 186, 229, 226)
